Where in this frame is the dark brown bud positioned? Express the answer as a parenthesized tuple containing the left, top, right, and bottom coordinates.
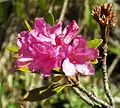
(91, 3, 116, 28)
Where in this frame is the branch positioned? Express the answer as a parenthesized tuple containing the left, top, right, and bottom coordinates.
(92, 3, 116, 107)
(101, 23, 115, 108)
(72, 87, 95, 107)
(70, 79, 110, 108)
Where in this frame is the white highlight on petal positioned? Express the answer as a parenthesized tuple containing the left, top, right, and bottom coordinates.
(18, 58, 33, 62)
(17, 34, 22, 48)
(62, 58, 76, 76)
(76, 64, 90, 75)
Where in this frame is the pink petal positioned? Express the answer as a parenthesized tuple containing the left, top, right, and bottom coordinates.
(63, 20, 79, 44)
(55, 34, 65, 46)
(17, 31, 29, 49)
(72, 35, 87, 48)
(76, 61, 95, 75)
(28, 53, 57, 76)
(85, 48, 99, 61)
(28, 59, 42, 72)
(66, 37, 99, 64)
(33, 18, 62, 45)
(33, 18, 51, 35)
(16, 57, 33, 68)
(40, 57, 56, 76)
(49, 22, 62, 35)
(62, 58, 76, 76)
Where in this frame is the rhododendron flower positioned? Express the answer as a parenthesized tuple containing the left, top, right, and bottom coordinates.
(16, 17, 99, 77)
(61, 35, 99, 76)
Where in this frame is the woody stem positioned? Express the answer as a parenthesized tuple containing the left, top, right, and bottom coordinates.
(100, 24, 115, 107)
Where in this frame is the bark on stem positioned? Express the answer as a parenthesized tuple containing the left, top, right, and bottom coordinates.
(100, 24, 115, 108)
(72, 87, 95, 107)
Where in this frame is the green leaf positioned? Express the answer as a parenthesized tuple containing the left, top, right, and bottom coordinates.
(7, 46, 18, 52)
(44, 12, 54, 25)
(53, 67, 60, 72)
(24, 20, 32, 30)
(52, 67, 63, 75)
(87, 39, 103, 48)
(53, 85, 66, 93)
(18, 66, 30, 72)
(23, 83, 66, 102)
(108, 45, 120, 55)
(92, 59, 98, 64)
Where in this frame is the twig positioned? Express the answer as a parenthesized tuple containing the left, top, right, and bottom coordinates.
(67, 78, 96, 107)
(66, 77, 95, 107)
(59, 0, 69, 22)
(72, 87, 95, 107)
(70, 79, 110, 108)
(100, 22, 115, 108)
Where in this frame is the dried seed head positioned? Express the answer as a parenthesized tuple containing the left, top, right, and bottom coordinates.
(92, 3, 116, 28)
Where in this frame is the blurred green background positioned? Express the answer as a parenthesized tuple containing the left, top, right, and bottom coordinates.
(0, 0, 120, 108)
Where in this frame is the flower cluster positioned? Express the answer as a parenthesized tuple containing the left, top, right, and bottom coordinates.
(16, 18, 99, 77)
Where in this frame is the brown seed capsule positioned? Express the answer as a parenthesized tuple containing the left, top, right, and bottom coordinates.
(91, 3, 116, 28)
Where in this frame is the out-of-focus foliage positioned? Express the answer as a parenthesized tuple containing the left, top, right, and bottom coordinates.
(0, 0, 120, 108)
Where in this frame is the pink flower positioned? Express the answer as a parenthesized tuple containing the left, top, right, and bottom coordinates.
(16, 17, 99, 77)
(62, 36, 99, 76)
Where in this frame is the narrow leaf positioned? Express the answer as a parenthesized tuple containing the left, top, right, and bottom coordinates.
(24, 20, 32, 30)
(23, 83, 64, 102)
(87, 39, 103, 48)
(44, 12, 54, 25)
(53, 85, 66, 93)
(7, 46, 18, 52)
